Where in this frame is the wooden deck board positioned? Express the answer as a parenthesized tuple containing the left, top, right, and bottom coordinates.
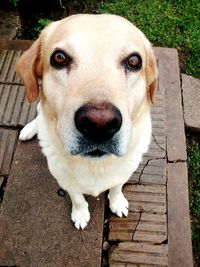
(0, 128, 18, 176)
(0, 84, 37, 127)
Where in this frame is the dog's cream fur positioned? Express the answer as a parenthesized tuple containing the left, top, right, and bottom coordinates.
(16, 14, 158, 229)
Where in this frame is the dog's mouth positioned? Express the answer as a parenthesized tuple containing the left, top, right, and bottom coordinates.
(83, 149, 108, 158)
(70, 135, 121, 158)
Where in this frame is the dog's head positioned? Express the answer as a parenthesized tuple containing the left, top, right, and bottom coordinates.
(16, 14, 158, 158)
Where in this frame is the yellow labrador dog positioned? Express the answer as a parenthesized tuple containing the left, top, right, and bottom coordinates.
(17, 14, 158, 229)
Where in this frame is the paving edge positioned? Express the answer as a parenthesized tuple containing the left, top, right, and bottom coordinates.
(158, 47, 193, 266)
(155, 47, 187, 162)
(167, 162, 193, 267)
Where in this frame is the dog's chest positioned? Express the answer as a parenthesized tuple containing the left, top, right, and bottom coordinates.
(47, 152, 139, 196)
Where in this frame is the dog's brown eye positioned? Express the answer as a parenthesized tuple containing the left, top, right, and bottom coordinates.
(125, 53, 142, 71)
(50, 50, 72, 68)
(54, 52, 66, 63)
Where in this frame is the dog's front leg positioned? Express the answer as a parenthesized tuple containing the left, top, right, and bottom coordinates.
(19, 116, 38, 141)
(108, 184, 129, 217)
(68, 191, 90, 230)
(19, 103, 41, 141)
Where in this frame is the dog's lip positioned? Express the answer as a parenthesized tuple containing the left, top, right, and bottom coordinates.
(70, 135, 121, 157)
(82, 149, 108, 158)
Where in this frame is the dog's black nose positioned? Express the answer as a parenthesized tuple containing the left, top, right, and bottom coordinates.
(74, 102, 122, 143)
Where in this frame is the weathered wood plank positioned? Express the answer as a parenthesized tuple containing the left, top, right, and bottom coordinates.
(109, 184, 167, 242)
(0, 84, 37, 127)
(109, 213, 167, 242)
(109, 242, 168, 266)
(0, 128, 18, 176)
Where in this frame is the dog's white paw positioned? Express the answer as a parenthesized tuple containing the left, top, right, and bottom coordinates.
(109, 193, 129, 217)
(71, 205, 90, 230)
(19, 121, 37, 141)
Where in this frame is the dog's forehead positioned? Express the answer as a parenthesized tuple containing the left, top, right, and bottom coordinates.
(44, 14, 146, 55)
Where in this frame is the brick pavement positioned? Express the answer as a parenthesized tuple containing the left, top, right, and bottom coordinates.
(0, 41, 193, 267)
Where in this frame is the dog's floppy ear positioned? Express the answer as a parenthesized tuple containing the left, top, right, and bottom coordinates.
(16, 38, 43, 103)
(146, 46, 158, 104)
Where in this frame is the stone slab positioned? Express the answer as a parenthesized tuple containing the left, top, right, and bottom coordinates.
(0, 139, 105, 267)
(0, 84, 37, 127)
(167, 162, 193, 267)
(182, 74, 200, 131)
(155, 47, 187, 162)
(0, 128, 18, 176)
(109, 242, 168, 267)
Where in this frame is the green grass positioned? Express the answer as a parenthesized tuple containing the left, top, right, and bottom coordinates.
(33, 18, 52, 37)
(187, 138, 200, 266)
(97, 0, 200, 78)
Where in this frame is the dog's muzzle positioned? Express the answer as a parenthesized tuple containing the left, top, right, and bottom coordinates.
(73, 102, 122, 157)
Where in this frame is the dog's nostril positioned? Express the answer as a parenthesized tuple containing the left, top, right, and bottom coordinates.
(74, 103, 122, 142)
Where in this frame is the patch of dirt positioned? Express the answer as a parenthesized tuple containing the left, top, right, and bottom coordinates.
(178, 44, 191, 71)
(0, 10, 21, 39)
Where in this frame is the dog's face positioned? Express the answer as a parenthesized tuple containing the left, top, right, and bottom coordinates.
(16, 14, 157, 159)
